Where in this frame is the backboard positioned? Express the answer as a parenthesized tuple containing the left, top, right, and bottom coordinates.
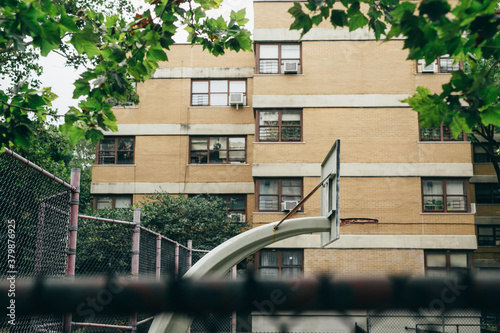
(320, 140, 340, 247)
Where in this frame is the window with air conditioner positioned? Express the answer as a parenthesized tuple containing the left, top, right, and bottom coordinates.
(418, 56, 462, 73)
(189, 194, 246, 222)
(256, 43, 301, 74)
(191, 79, 246, 106)
(256, 178, 302, 212)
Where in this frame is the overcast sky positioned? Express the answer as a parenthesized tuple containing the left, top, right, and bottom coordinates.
(40, 0, 254, 115)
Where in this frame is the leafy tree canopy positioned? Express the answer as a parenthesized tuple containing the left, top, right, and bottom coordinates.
(289, 0, 500, 179)
(88, 193, 248, 250)
(0, 0, 252, 150)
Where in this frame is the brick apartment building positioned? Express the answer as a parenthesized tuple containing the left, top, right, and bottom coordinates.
(91, 0, 500, 331)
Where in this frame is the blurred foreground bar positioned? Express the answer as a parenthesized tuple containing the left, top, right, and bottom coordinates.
(2, 275, 500, 315)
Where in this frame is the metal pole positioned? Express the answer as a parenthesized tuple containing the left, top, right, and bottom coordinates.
(156, 235, 161, 280)
(175, 244, 179, 278)
(63, 168, 80, 333)
(187, 240, 193, 269)
(231, 265, 237, 333)
(130, 208, 141, 332)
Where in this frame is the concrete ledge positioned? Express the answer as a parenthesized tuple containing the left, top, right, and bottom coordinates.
(90, 182, 255, 194)
(104, 124, 256, 136)
(254, 27, 381, 41)
(252, 94, 411, 108)
(152, 66, 255, 79)
(475, 216, 500, 225)
(252, 163, 473, 177)
(269, 234, 478, 250)
(470, 175, 498, 183)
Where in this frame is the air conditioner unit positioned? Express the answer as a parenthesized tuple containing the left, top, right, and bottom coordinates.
(281, 200, 299, 211)
(229, 93, 245, 105)
(283, 61, 299, 74)
(228, 213, 246, 223)
(419, 59, 437, 73)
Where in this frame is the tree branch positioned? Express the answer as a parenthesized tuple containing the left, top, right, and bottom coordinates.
(0, 100, 63, 117)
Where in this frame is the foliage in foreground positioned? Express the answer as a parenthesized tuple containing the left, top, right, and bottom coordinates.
(0, 0, 252, 150)
(289, 0, 500, 180)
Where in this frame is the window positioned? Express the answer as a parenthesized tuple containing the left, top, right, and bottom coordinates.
(256, 178, 302, 212)
(422, 179, 469, 213)
(418, 56, 462, 73)
(256, 249, 303, 279)
(257, 110, 302, 142)
(473, 144, 499, 163)
(94, 195, 133, 210)
(256, 43, 301, 74)
(477, 226, 500, 246)
(189, 194, 246, 222)
(475, 183, 500, 204)
(191, 80, 246, 106)
(97, 137, 134, 164)
(425, 250, 472, 277)
(190, 137, 246, 164)
(216, 194, 246, 223)
(420, 124, 466, 141)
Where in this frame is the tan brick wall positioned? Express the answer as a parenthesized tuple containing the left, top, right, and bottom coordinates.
(475, 204, 500, 217)
(134, 136, 188, 183)
(340, 177, 422, 225)
(304, 249, 425, 277)
(114, 79, 191, 125)
(186, 165, 252, 183)
(418, 143, 472, 163)
(92, 165, 136, 183)
(473, 163, 499, 176)
(157, 44, 254, 69)
(117, 78, 255, 126)
(254, 108, 422, 164)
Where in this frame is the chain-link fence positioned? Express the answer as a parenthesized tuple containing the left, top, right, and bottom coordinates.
(0, 149, 75, 332)
(1, 149, 499, 333)
(72, 214, 211, 332)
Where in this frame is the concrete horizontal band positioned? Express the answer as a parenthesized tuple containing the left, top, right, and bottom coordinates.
(91, 182, 254, 194)
(475, 216, 500, 225)
(252, 94, 411, 108)
(269, 234, 477, 250)
(104, 124, 256, 136)
(152, 67, 255, 79)
(253, 163, 473, 177)
(254, 27, 390, 42)
(470, 175, 498, 183)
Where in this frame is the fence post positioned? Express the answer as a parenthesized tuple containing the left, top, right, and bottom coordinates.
(130, 208, 141, 332)
(63, 168, 80, 333)
(156, 235, 161, 280)
(175, 244, 179, 278)
(187, 240, 193, 269)
(232, 265, 237, 333)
